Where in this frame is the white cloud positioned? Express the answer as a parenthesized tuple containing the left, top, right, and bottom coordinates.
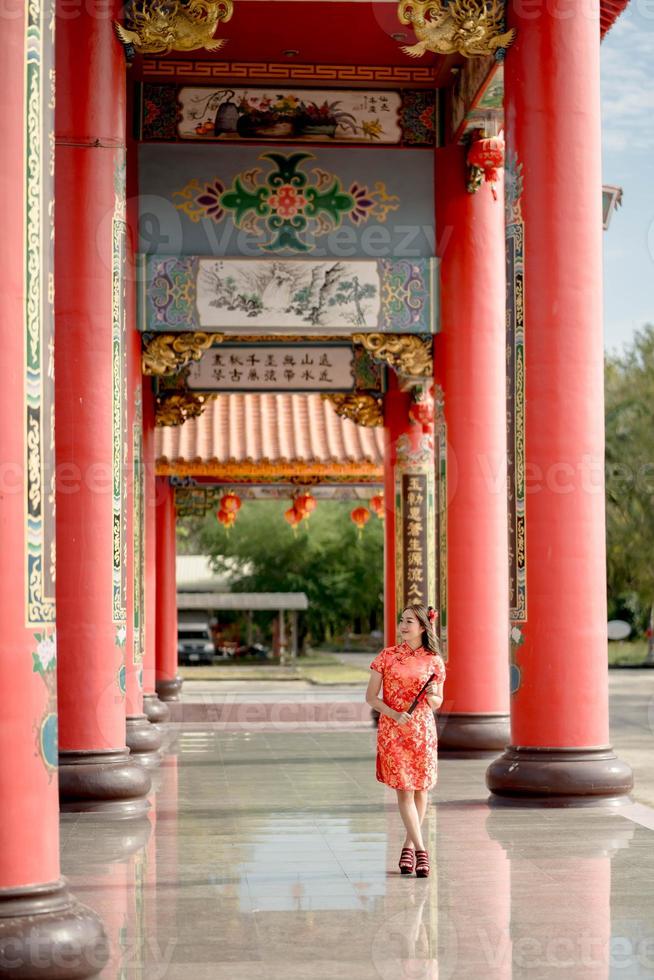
(601, 10, 654, 152)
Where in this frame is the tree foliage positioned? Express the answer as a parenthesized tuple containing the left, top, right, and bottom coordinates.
(181, 500, 383, 647)
(605, 324, 654, 630)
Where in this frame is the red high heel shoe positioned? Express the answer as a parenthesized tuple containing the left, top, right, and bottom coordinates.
(399, 847, 415, 875)
(415, 849, 430, 878)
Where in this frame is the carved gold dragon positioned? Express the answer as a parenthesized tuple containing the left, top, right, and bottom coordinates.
(397, 0, 515, 58)
(115, 0, 233, 55)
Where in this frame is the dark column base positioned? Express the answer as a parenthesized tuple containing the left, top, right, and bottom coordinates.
(58, 750, 151, 818)
(437, 712, 510, 757)
(0, 879, 108, 979)
(142, 692, 170, 725)
(486, 746, 634, 807)
(125, 715, 163, 768)
(155, 676, 183, 702)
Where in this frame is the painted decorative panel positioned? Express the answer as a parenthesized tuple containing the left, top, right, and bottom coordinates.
(25, 0, 56, 627)
(138, 144, 434, 258)
(138, 84, 437, 146)
(139, 255, 438, 334)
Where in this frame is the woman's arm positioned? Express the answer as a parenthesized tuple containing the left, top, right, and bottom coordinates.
(366, 670, 406, 722)
(425, 680, 444, 711)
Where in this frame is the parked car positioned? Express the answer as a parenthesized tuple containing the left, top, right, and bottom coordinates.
(178, 623, 215, 665)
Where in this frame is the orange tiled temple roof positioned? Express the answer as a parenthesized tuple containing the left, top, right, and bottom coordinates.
(155, 394, 384, 482)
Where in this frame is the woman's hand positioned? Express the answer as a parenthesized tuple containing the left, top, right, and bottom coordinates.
(394, 710, 412, 725)
(425, 681, 443, 710)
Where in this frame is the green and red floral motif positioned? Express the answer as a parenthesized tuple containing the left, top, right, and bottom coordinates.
(174, 152, 399, 253)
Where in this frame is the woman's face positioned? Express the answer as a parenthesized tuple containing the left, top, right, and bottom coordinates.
(399, 608, 422, 644)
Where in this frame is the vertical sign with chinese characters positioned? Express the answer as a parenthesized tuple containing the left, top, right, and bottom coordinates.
(396, 471, 436, 615)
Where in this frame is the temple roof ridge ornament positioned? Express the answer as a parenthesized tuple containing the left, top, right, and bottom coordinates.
(115, 0, 233, 55)
(324, 393, 384, 428)
(396, 0, 515, 58)
(142, 331, 221, 376)
(352, 333, 432, 379)
(155, 390, 215, 426)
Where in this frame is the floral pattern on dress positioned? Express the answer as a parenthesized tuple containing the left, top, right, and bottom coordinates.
(370, 642, 446, 790)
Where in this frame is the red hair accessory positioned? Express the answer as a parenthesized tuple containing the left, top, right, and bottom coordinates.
(427, 607, 437, 623)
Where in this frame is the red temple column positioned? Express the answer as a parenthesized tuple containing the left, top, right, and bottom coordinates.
(142, 383, 170, 723)
(383, 371, 436, 643)
(123, 121, 163, 762)
(486, 0, 632, 799)
(54, 0, 150, 813)
(434, 145, 510, 753)
(155, 478, 182, 701)
(0, 4, 107, 973)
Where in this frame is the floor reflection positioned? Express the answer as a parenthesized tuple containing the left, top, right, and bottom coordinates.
(59, 728, 654, 979)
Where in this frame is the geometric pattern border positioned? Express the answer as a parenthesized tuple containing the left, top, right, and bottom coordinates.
(141, 60, 439, 85)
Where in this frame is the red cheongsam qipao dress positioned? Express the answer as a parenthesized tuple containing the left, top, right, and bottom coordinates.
(370, 643, 446, 790)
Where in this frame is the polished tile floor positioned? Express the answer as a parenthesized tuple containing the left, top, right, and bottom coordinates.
(61, 727, 654, 979)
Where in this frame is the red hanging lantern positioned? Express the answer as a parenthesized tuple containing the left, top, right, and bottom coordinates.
(467, 136, 505, 200)
(217, 508, 236, 530)
(351, 506, 371, 534)
(370, 493, 385, 519)
(294, 492, 316, 520)
(221, 491, 242, 513)
(284, 506, 301, 529)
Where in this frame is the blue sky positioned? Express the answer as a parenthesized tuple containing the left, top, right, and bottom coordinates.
(601, 5, 654, 353)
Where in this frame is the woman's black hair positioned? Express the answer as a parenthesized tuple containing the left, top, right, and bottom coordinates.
(402, 604, 441, 655)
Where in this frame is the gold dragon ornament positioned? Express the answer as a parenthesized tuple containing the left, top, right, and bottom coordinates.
(397, 0, 515, 58)
(115, 0, 233, 55)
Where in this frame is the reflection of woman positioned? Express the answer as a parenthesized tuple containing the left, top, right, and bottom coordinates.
(366, 605, 445, 879)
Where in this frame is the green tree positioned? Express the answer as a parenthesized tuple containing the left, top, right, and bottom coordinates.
(605, 324, 654, 643)
(182, 500, 383, 649)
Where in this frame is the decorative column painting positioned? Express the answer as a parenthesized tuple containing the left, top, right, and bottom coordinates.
(113, 155, 129, 675)
(133, 388, 145, 681)
(26, 0, 56, 635)
(505, 149, 527, 690)
(138, 84, 437, 147)
(433, 385, 448, 660)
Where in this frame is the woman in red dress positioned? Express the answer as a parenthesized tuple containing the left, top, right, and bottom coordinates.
(365, 604, 446, 878)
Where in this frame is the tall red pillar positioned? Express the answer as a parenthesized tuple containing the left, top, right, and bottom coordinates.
(54, 0, 150, 813)
(486, 0, 632, 800)
(434, 145, 510, 753)
(0, 4, 107, 972)
(155, 478, 182, 701)
(142, 384, 170, 723)
(383, 372, 436, 645)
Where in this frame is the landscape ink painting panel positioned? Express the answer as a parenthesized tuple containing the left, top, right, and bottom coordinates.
(196, 258, 382, 330)
(142, 256, 437, 333)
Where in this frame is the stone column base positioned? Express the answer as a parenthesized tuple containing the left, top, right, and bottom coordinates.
(143, 692, 170, 724)
(59, 750, 151, 818)
(155, 676, 183, 702)
(486, 746, 634, 806)
(437, 712, 510, 756)
(126, 715, 163, 768)
(0, 879, 108, 978)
